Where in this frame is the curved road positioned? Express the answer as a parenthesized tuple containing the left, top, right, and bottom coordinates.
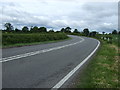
(2, 35, 100, 88)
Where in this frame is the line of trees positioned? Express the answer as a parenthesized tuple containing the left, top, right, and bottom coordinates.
(4, 23, 47, 33)
(2, 23, 120, 36)
(102, 30, 120, 35)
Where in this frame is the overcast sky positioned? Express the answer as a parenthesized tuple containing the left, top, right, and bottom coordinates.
(0, 0, 118, 33)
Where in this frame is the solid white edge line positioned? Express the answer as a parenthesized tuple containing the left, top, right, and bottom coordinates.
(52, 40, 100, 89)
(0, 37, 84, 63)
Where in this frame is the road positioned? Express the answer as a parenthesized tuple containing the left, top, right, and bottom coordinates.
(2, 35, 100, 88)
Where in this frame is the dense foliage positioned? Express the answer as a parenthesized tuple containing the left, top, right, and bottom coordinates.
(2, 22, 119, 47)
(2, 33, 68, 46)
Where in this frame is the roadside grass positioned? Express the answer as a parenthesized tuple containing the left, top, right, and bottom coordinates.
(112, 35, 120, 47)
(76, 40, 119, 88)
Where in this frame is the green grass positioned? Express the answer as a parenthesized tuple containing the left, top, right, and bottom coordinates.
(2, 33, 69, 48)
(112, 35, 119, 47)
(76, 40, 119, 88)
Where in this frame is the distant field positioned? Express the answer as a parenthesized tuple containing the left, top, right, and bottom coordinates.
(2, 33, 69, 47)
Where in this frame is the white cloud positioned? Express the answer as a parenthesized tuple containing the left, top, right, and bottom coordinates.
(0, 0, 118, 33)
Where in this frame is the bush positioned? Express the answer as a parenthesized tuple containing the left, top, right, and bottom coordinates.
(2, 33, 68, 46)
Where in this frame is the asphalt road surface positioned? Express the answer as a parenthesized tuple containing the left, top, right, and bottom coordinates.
(2, 35, 100, 88)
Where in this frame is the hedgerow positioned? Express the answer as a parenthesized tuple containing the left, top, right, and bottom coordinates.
(2, 33, 68, 46)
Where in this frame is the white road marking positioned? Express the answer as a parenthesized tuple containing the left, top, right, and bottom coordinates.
(52, 40, 100, 89)
(0, 37, 84, 63)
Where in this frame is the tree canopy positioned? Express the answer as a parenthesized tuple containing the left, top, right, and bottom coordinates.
(22, 26, 29, 32)
(112, 30, 117, 34)
(73, 29, 79, 33)
(4, 23, 14, 31)
(83, 28, 89, 36)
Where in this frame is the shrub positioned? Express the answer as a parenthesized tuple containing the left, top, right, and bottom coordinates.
(2, 33, 68, 46)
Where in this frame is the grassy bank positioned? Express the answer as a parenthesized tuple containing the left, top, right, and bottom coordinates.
(2, 33, 69, 48)
(76, 37, 119, 88)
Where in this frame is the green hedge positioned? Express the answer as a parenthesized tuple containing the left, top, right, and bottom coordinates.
(2, 33, 68, 46)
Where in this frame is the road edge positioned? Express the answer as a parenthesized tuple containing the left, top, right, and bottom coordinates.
(52, 39, 100, 89)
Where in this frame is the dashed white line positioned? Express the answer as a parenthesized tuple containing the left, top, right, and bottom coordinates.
(52, 40, 100, 89)
(0, 37, 84, 63)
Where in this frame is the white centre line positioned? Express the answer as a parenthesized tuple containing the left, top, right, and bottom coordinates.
(52, 40, 100, 89)
(1, 37, 84, 63)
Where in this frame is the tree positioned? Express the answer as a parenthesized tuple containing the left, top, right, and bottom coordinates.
(22, 26, 29, 32)
(33, 26, 39, 32)
(112, 30, 117, 34)
(49, 30, 54, 33)
(118, 31, 120, 34)
(30, 26, 39, 33)
(83, 28, 89, 36)
(38, 27, 47, 32)
(61, 28, 65, 32)
(15, 28, 20, 32)
(4, 23, 14, 31)
(102, 32, 105, 35)
(65, 27, 71, 33)
(73, 29, 79, 33)
(90, 31, 97, 37)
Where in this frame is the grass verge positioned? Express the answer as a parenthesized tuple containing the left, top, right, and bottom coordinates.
(76, 40, 119, 88)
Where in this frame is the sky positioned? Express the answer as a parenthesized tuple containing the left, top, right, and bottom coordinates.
(0, 0, 118, 33)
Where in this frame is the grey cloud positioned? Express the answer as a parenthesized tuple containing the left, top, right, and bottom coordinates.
(80, 2, 117, 32)
(0, 2, 16, 7)
(0, 1, 118, 33)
